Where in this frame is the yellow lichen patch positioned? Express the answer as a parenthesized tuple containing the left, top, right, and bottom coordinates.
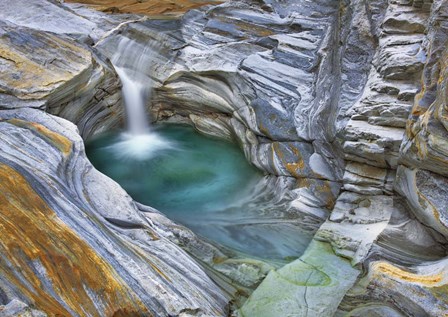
(415, 190, 440, 223)
(372, 262, 443, 287)
(414, 133, 428, 160)
(285, 162, 304, 176)
(0, 164, 150, 316)
(65, 0, 224, 17)
(234, 21, 275, 37)
(217, 17, 275, 37)
(273, 143, 306, 177)
(298, 176, 338, 208)
(296, 177, 311, 188)
(0, 44, 56, 90)
(148, 262, 171, 282)
(413, 82, 427, 110)
(315, 181, 336, 208)
(6, 119, 72, 156)
(131, 247, 171, 282)
(257, 121, 271, 138)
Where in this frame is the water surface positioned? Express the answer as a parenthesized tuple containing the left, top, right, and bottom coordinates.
(86, 125, 312, 260)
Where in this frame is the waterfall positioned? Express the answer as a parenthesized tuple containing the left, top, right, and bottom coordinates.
(114, 66, 149, 135)
(112, 37, 155, 135)
(108, 37, 173, 160)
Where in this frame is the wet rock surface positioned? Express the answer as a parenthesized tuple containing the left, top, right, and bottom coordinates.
(1, 0, 448, 316)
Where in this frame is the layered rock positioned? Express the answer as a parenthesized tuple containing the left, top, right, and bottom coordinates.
(1, 0, 448, 316)
(0, 1, 231, 316)
(90, 0, 345, 294)
(335, 1, 448, 316)
(0, 108, 229, 316)
(398, 0, 448, 234)
(241, 0, 448, 316)
(65, 0, 224, 17)
(0, 0, 133, 140)
(89, 0, 448, 314)
(339, 2, 448, 316)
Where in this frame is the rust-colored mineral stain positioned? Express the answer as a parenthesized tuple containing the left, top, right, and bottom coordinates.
(232, 19, 275, 37)
(6, 119, 72, 156)
(0, 164, 150, 316)
(273, 143, 306, 177)
(65, 0, 224, 17)
(373, 261, 443, 286)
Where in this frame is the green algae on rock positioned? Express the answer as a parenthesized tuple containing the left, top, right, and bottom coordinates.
(240, 241, 360, 317)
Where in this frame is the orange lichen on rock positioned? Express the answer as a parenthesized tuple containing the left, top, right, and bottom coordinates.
(372, 261, 444, 287)
(273, 143, 306, 177)
(6, 119, 73, 156)
(65, 0, 224, 17)
(0, 164, 150, 316)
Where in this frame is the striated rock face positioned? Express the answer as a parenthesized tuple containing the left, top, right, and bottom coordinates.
(0, 24, 91, 101)
(64, 0, 225, 17)
(0, 1, 231, 316)
(335, 1, 448, 316)
(0, 0, 131, 139)
(0, 108, 229, 316)
(1, 0, 448, 316)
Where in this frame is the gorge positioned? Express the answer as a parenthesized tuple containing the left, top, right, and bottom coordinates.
(1, 0, 448, 316)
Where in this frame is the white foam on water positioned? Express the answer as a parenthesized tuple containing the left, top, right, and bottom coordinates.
(108, 132, 175, 161)
(110, 36, 172, 159)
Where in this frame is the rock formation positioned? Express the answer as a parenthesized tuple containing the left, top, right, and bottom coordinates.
(64, 0, 224, 17)
(1, 0, 448, 316)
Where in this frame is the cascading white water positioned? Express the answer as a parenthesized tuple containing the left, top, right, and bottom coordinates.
(114, 66, 150, 135)
(109, 37, 173, 159)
